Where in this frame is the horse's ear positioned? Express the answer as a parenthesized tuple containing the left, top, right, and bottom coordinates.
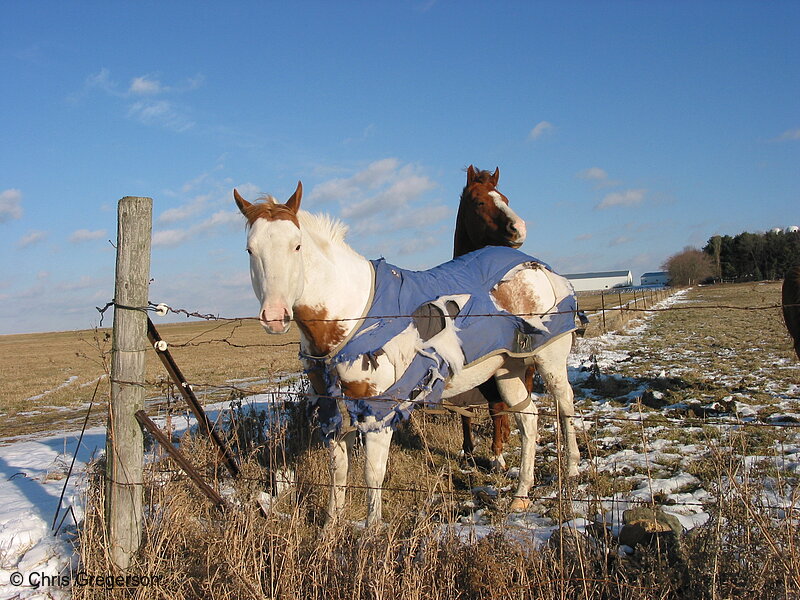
(286, 181, 303, 213)
(491, 167, 500, 187)
(466, 165, 476, 184)
(234, 189, 252, 215)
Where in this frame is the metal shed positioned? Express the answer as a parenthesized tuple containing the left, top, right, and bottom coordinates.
(640, 271, 670, 286)
(564, 270, 633, 292)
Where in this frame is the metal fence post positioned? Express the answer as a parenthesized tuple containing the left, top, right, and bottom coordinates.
(106, 196, 152, 570)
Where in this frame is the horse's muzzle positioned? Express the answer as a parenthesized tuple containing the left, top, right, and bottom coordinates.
(260, 307, 291, 334)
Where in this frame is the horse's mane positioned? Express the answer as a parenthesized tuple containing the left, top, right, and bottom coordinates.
(297, 210, 352, 251)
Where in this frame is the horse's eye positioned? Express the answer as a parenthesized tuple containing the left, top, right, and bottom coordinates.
(295, 244, 301, 251)
(246, 248, 252, 255)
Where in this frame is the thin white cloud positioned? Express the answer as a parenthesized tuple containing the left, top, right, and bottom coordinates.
(306, 160, 449, 260)
(18, 230, 47, 248)
(84, 68, 120, 96)
(0, 188, 23, 222)
(528, 121, 554, 140)
(77, 69, 201, 132)
(577, 167, 621, 189)
(596, 189, 647, 210)
(128, 73, 204, 96)
(152, 210, 241, 248)
(609, 236, 632, 247)
(578, 167, 608, 181)
(343, 124, 377, 145)
(70, 229, 107, 243)
(129, 75, 163, 95)
(776, 128, 800, 141)
(352, 204, 450, 236)
(575, 233, 593, 241)
(158, 194, 210, 224)
(341, 174, 436, 218)
(201, 210, 241, 230)
(152, 228, 190, 247)
(127, 99, 195, 132)
(307, 158, 400, 204)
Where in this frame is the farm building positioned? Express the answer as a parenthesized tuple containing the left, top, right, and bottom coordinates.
(564, 270, 632, 292)
(640, 271, 670, 286)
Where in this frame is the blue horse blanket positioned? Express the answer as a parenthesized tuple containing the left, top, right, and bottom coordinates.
(305, 246, 576, 436)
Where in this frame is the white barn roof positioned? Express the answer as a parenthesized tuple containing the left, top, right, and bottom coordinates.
(564, 270, 633, 292)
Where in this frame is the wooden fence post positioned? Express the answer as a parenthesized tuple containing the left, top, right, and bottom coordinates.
(600, 292, 607, 333)
(106, 196, 152, 570)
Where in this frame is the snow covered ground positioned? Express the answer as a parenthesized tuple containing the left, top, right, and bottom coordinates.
(1, 288, 797, 598)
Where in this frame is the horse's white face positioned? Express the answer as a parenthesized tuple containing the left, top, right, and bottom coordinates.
(235, 184, 304, 334)
(247, 218, 304, 333)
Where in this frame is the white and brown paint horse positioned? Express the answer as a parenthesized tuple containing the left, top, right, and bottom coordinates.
(235, 183, 575, 525)
(453, 166, 579, 476)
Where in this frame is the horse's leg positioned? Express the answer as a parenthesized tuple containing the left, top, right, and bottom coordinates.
(478, 378, 510, 470)
(460, 415, 475, 457)
(326, 430, 356, 524)
(493, 362, 538, 511)
(535, 335, 579, 477)
(363, 427, 394, 526)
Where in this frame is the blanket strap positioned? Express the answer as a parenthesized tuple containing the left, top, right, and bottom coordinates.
(438, 401, 478, 418)
(495, 395, 532, 416)
(336, 397, 358, 435)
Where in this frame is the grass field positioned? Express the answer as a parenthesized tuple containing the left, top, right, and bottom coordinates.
(3, 282, 798, 598)
(0, 318, 302, 441)
(0, 283, 790, 439)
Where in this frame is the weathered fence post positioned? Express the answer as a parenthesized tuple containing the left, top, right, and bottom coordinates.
(106, 196, 152, 570)
(600, 292, 607, 333)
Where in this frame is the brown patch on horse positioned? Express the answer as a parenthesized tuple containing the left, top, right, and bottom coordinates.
(340, 379, 378, 398)
(491, 272, 544, 317)
(293, 304, 347, 356)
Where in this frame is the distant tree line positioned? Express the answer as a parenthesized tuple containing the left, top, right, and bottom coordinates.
(703, 230, 800, 282)
(661, 229, 800, 286)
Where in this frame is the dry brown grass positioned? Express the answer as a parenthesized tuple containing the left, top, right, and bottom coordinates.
(5, 283, 800, 598)
(0, 319, 302, 440)
(74, 418, 799, 600)
(578, 287, 673, 337)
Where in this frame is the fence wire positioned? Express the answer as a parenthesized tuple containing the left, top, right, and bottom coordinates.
(86, 285, 800, 526)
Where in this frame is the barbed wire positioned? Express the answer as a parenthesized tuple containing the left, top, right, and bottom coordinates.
(95, 295, 798, 327)
(196, 387, 800, 430)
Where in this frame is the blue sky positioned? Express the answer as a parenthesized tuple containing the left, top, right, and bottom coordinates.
(1, 1, 798, 334)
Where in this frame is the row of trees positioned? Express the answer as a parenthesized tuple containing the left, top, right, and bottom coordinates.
(663, 229, 800, 286)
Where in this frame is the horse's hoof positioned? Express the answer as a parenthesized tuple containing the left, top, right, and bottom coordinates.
(510, 497, 531, 512)
(459, 451, 477, 472)
(490, 455, 507, 472)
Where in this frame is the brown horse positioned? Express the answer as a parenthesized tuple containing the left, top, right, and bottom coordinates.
(783, 266, 800, 360)
(451, 166, 528, 469)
